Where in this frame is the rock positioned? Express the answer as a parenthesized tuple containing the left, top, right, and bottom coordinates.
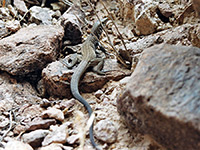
(0, 25, 64, 75)
(189, 23, 200, 48)
(94, 90, 104, 99)
(39, 143, 73, 150)
(59, 99, 76, 110)
(50, 2, 68, 12)
(22, 129, 50, 148)
(135, 10, 157, 35)
(42, 107, 64, 122)
(26, 118, 56, 131)
(29, 6, 54, 25)
(0, 7, 12, 20)
(58, 4, 85, 45)
(42, 122, 69, 146)
(94, 119, 118, 143)
(5, 20, 21, 32)
(13, 124, 27, 135)
(39, 57, 130, 98)
(117, 44, 200, 150)
(122, 1, 173, 35)
(119, 23, 200, 66)
(66, 134, 79, 144)
(7, 5, 18, 17)
(5, 140, 33, 150)
(38, 59, 72, 98)
(19, 105, 43, 119)
(193, 0, 200, 17)
(0, 116, 9, 129)
(0, 73, 41, 113)
(13, 0, 28, 15)
(158, 2, 173, 18)
(0, 20, 10, 39)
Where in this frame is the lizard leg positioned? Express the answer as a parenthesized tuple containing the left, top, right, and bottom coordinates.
(90, 58, 106, 75)
(61, 53, 81, 68)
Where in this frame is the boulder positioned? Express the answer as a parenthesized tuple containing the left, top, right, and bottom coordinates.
(117, 44, 200, 150)
(0, 25, 64, 75)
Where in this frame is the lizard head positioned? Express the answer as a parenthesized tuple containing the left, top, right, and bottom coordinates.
(91, 17, 108, 38)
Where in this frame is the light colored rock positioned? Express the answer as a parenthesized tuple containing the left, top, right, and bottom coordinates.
(39, 143, 73, 150)
(26, 118, 56, 131)
(94, 119, 118, 143)
(94, 90, 104, 99)
(42, 107, 64, 122)
(0, 116, 9, 128)
(42, 122, 69, 146)
(5, 140, 33, 150)
(13, 0, 28, 15)
(0, 73, 41, 113)
(158, 2, 173, 18)
(5, 20, 21, 32)
(29, 6, 54, 25)
(22, 129, 50, 148)
(0, 20, 9, 39)
(66, 134, 79, 144)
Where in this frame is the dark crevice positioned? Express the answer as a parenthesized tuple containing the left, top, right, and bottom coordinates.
(156, 8, 170, 23)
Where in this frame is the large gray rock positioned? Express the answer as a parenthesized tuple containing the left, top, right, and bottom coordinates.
(0, 25, 64, 75)
(117, 44, 200, 150)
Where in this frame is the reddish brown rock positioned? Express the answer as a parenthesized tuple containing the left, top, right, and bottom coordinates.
(39, 58, 131, 98)
(0, 25, 64, 75)
(117, 44, 200, 150)
(193, 0, 200, 17)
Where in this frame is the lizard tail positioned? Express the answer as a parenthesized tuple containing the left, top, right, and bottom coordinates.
(70, 61, 100, 150)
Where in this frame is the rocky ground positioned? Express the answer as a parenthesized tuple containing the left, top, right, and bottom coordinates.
(0, 0, 199, 150)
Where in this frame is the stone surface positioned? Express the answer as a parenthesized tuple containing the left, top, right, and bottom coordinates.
(119, 23, 200, 67)
(158, 2, 173, 18)
(193, 0, 200, 17)
(41, 107, 64, 122)
(5, 20, 21, 32)
(135, 10, 157, 35)
(0, 73, 41, 113)
(0, 25, 64, 75)
(39, 57, 131, 98)
(26, 118, 56, 131)
(29, 6, 54, 25)
(189, 23, 200, 48)
(42, 122, 69, 146)
(58, 4, 85, 45)
(13, 0, 28, 15)
(94, 119, 118, 143)
(39, 143, 73, 150)
(22, 129, 50, 148)
(0, 20, 10, 39)
(117, 44, 200, 150)
(4, 140, 33, 150)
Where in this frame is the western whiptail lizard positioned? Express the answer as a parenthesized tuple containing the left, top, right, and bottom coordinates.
(70, 18, 108, 150)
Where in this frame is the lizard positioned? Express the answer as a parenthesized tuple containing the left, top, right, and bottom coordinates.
(70, 18, 108, 150)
